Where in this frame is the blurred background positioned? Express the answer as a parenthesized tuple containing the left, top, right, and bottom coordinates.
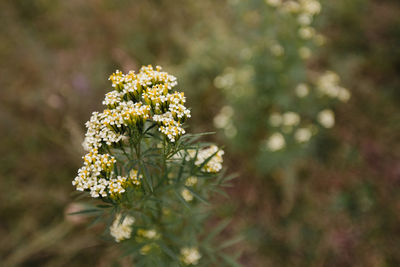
(1, 0, 400, 266)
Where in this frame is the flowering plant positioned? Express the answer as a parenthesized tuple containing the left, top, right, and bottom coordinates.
(212, 0, 350, 172)
(71, 66, 236, 265)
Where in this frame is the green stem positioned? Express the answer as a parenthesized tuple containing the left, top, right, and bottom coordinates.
(121, 146, 131, 161)
(162, 136, 167, 185)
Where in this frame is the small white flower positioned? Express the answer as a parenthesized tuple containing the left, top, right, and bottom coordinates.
(298, 26, 315, 40)
(266, 132, 286, 151)
(180, 247, 202, 265)
(318, 109, 335, 128)
(144, 229, 158, 239)
(283, 112, 300, 126)
(181, 188, 194, 202)
(294, 128, 312, 143)
(295, 83, 310, 98)
(300, 0, 321, 15)
(185, 176, 198, 187)
(298, 13, 313, 25)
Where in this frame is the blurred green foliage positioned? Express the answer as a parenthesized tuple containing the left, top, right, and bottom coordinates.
(1, 0, 400, 266)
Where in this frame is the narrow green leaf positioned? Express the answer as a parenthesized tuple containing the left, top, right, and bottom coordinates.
(177, 157, 186, 183)
(218, 235, 244, 250)
(220, 253, 242, 267)
(141, 165, 153, 193)
(67, 208, 101, 215)
(197, 148, 221, 173)
(210, 187, 229, 198)
(96, 204, 112, 209)
(158, 242, 178, 260)
(173, 190, 191, 209)
(87, 214, 104, 229)
(203, 219, 231, 243)
(222, 173, 239, 183)
(185, 186, 210, 205)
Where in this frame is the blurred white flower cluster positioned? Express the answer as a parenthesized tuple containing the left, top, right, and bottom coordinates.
(181, 176, 199, 202)
(266, 0, 325, 59)
(180, 247, 202, 265)
(317, 109, 335, 128)
(110, 214, 135, 242)
(188, 145, 225, 173)
(296, 70, 350, 104)
(316, 71, 351, 102)
(265, 70, 348, 152)
(266, 111, 316, 151)
(265, 108, 341, 152)
(263, 70, 351, 152)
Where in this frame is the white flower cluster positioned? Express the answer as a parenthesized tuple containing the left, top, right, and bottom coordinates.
(316, 71, 351, 102)
(317, 109, 335, 128)
(185, 176, 198, 186)
(72, 148, 115, 197)
(181, 188, 194, 202)
(90, 65, 190, 146)
(110, 213, 135, 242)
(295, 72, 350, 103)
(74, 66, 190, 198)
(180, 247, 201, 265)
(266, 132, 286, 151)
(294, 127, 313, 143)
(192, 145, 225, 173)
(72, 148, 142, 198)
(82, 111, 124, 150)
(295, 83, 310, 97)
(153, 112, 186, 142)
